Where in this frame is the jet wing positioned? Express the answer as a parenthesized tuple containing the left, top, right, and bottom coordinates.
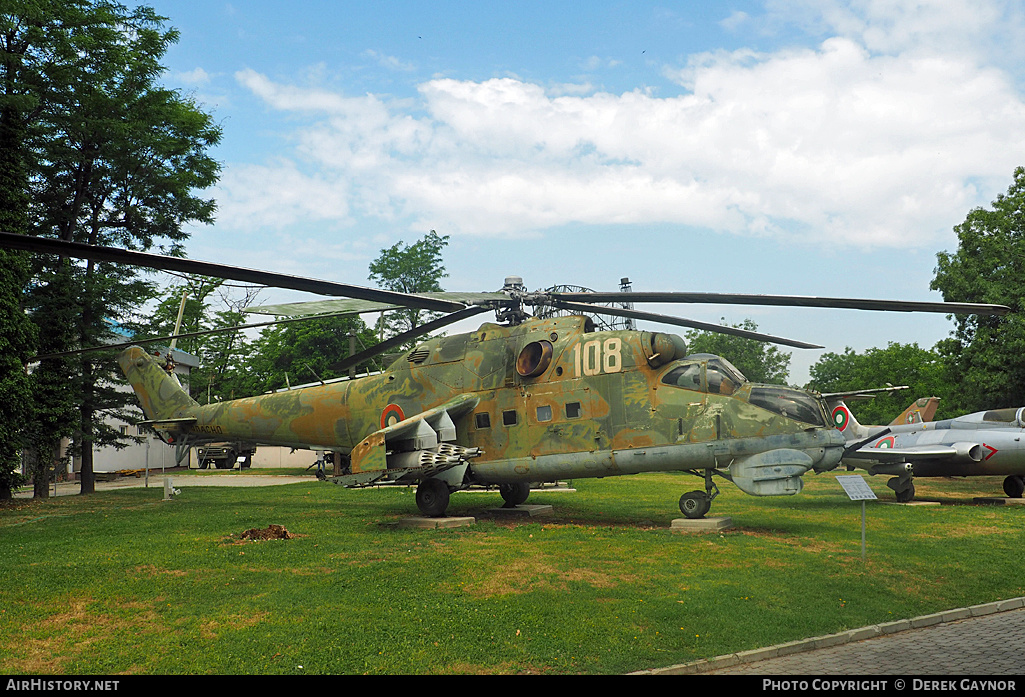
(844, 443, 984, 463)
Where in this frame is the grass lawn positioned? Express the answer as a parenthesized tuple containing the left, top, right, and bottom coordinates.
(2, 471, 1023, 675)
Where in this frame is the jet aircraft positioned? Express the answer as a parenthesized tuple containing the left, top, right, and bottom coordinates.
(830, 396, 1025, 501)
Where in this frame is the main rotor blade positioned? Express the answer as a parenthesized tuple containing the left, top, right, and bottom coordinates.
(247, 292, 508, 317)
(31, 310, 372, 362)
(0, 231, 466, 314)
(331, 306, 491, 374)
(551, 291, 1011, 316)
(549, 300, 824, 349)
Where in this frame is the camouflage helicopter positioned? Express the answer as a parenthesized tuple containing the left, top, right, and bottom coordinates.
(1, 231, 1010, 519)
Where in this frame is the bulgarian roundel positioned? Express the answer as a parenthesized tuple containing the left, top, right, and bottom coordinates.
(831, 405, 851, 432)
(874, 436, 896, 449)
(381, 404, 405, 429)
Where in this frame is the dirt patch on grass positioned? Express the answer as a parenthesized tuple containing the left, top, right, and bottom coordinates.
(199, 611, 270, 639)
(220, 524, 301, 545)
(240, 524, 293, 541)
(460, 548, 634, 597)
(132, 564, 188, 578)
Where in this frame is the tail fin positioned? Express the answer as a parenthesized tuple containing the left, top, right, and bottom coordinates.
(820, 386, 909, 440)
(825, 398, 873, 440)
(888, 397, 940, 426)
(118, 346, 199, 422)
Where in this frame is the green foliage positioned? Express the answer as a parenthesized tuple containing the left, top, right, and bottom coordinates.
(0, 250, 34, 498)
(806, 343, 952, 423)
(240, 315, 378, 396)
(368, 230, 449, 342)
(0, 1, 222, 493)
(685, 319, 791, 385)
(931, 166, 1025, 413)
(22, 262, 80, 496)
(0, 115, 35, 496)
(130, 277, 262, 403)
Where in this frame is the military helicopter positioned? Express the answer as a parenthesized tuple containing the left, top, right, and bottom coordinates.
(1, 231, 1011, 519)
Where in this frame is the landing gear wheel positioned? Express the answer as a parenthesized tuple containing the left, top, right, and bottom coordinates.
(679, 491, 711, 519)
(895, 482, 916, 503)
(499, 482, 530, 508)
(1003, 476, 1025, 498)
(416, 478, 451, 517)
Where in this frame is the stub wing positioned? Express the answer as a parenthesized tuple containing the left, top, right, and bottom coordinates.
(333, 393, 482, 487)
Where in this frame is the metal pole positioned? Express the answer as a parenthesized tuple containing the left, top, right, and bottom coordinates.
(861, 500, 867, 560)
(169, 292, 188, 350)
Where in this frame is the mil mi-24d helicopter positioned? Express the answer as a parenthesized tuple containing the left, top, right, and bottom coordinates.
(0, 231, 1011, 519)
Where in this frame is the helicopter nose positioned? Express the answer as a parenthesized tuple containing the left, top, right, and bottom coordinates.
(813, 430, 847, 472)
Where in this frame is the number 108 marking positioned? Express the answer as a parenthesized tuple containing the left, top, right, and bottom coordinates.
(573, 338, 622, 376)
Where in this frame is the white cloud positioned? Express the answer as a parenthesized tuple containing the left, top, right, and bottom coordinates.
(175, 67, 212, 85)
(720, 10, 750, 32)
(362, 49, 416, 72)
(226, 4, 1025, 249)
(214, 158, 352, 229)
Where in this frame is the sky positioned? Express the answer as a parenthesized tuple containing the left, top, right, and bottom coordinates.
(142, 0, 1025, 385)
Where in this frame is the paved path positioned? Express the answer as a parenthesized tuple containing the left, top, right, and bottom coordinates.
(13, 472, 312, 497)
(638, 599, 1025, 676)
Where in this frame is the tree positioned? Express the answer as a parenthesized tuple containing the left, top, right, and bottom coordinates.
(0, 0, 93, 498)
(805, 343, 952, 424)
(685, 319, 791, 385)
(21, 263, 79, 497)
(132, 276, 262, 403)
(3, 2, 221, 495)
(931, 166, 1025, 413)
(368, 230, 449, 343)
(241, 315, 378, 395)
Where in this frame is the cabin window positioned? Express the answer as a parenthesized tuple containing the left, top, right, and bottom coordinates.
(502, 410, 518, 426)
(474, 412, 491, 429)
(566, 402, 582, 419)
(536, 405, 552, 422)
(661, 364, 703, 390)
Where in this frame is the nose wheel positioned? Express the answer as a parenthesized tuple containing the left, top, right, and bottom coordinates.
(679, 471, 720, 519)
(679, 491, 711, 519)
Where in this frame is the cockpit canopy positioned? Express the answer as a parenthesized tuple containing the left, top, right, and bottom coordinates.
(661, 354, 827, 426)
(661, 354, 748, 395)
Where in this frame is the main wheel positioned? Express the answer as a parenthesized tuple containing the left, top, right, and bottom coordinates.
(1003, 476, 1025, 498)
(416, 478, 451, 517)
(679, 491, 711, 519)
(499, 482, 530, 508)
(895, 482, 916, 503)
